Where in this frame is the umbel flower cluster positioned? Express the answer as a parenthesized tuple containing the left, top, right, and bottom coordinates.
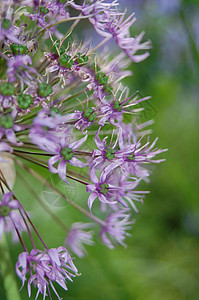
(0, 0, 166, 299)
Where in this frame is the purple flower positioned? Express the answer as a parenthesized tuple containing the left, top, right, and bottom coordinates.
(70, 0, 120, 37)
(71, 1, 150, 62)
(107, 10, 151, 62)
(48, 128, 88, 182)
(63, 108, 97, 134)
(91, 127, 122, 169)
(0, 142, 13, 155)
(0, 13, 22, 44)
(117, 133, 167, 177)
(88, 164, 148, 213)
(65, 222, 95, 257)
(7, 55, 37, 83)
(30, 110, 69, 152)
(16, 247, 78, 299)
(0, 192, 26, 242)
(0, 109, 24, 145)
(86, 164, 120, 212)
(100, 209, 134, 249)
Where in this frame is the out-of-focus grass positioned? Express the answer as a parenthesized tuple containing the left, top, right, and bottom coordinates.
(3, 1, 199, 299)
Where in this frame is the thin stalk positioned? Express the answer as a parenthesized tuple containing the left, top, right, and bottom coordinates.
(16, 170, 68, 232)
(14, 149, 52, 156)
(36, 14, 94, 36)
(91, 36, 112, 53)
(14, 158, 105, 226)
(0, 234, 22, 300)
(20, 206, 48, 249)
(180, 9, 199, 74)
(61, 18, 81, 46)
(52, 79, 81, 101)
(18, 209, 37, 249)
(60, 88, 88, 104)
(74, 150, 93, 156)
(14, 152, 90, 185)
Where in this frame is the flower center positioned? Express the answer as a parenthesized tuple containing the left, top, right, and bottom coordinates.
(52, 41, 65, 56)
(38, 83, 53, 98)
(61, 147, 73, 161)
(127, 153, 135, 161)
(2, 19, 11, 30)
(84, 108, 96, 122)
(0, 205, 11, 217)
(0, 115, 14, 129)
(100, 183, 109, 195)
(96, 71, 108, 85)
(105, 148, 116, 160)
(18, 94, 33, 109)
(59, 54, 74, 68)
(10, 43, 28, 55)
(75, 53, 88, 65)
(113, 100, 122, 111)
(0, 82, 15, 96)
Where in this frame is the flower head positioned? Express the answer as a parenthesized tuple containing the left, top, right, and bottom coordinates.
(65, 222, 95, 257)
(16, 247, 78, 299)
(100, 209, 134, 249)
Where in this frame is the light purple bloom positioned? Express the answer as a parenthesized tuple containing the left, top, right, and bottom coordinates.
(65, 222, 95, 257)
(100, 209, 134, 249)
(107, 10, 151, 62)
(88, 164, 149, 213)
(87, 164, 119, 212)
(71, 1, 150, 62)
(48, 128, 88, 182)
(0, 192, 26, 242)
(16, 247, 78, 299)
(0, 12, 22, 44)
(7, 55, 37, 83)
(0, 109, 24, 145)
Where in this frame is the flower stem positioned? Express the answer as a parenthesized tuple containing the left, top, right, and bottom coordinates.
(14, 158, 105, 227)
(0, 234, 21, 300)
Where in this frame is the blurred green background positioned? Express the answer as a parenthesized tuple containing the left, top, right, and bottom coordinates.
(1, 0, 199, 299)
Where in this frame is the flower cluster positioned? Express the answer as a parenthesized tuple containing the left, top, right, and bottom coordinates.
(0, 0, 166, 299)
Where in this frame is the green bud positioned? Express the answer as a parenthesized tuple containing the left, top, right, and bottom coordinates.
(75, 53, 88, 65)
(128, 153, 135, 160)
(52, 41, 65, 56)
(88, 113, 96, 122)
(0, 205, 11, 217)
(96, 71, 108, 85)
(51, 107, 60, 114)
(0, 115, 14, 129)
(104, 84, 112, 93)
(113, 100, 121, 111)
(100, 183, 109, 195)
(2, 19, 11, 30)
(10, 43, 28, 55)
(40, 6, 49, 15)
(59, 54, 74, 68)
(84, 108, 96, 122)
(61, 147, 73, 161)
(0, 58, 7, 80)
(90, 63, 101, 72)
(84, 108, 93, 118)
(105, 148, 116, 160)
(98, 73, 108, 85)
(38, 83, 53, 98)
(18, 94, 33, 109)
(0, 82, 15, 96)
